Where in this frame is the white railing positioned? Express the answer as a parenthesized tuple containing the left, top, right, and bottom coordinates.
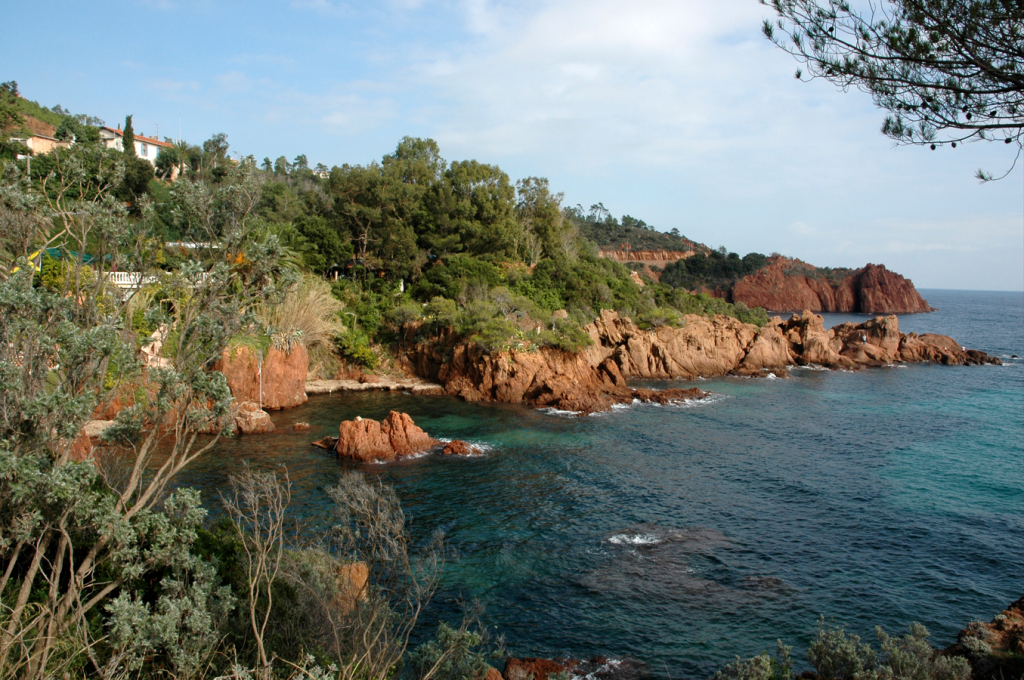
(105, 272, 158, 289)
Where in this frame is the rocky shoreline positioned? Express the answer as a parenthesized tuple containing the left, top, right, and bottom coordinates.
(78, 309, 1001, 453)
(396, 309, 1000, 415)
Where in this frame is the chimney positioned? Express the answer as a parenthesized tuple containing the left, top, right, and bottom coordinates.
(117, 124, 121, 130)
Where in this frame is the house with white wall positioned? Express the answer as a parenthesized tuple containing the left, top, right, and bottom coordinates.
(98, 125, 172, 166)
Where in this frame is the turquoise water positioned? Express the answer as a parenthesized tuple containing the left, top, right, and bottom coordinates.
(175, 289, 1024, 678)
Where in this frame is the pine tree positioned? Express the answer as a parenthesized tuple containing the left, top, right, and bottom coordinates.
(122, 114, 136, 157)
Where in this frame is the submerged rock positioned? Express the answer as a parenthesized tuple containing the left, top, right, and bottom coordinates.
(336, 411, 439, 462)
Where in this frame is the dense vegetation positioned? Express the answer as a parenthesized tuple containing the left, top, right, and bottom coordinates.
(660, 250, 770, 292)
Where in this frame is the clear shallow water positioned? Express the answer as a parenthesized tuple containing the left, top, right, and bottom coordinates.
(174, 289, 1024, 679)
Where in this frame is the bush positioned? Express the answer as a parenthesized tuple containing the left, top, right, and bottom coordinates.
(637, 307, 681, 330)
(806, 619, 970, 680)
(538, 316, 593, 353)
(470, 317, 528, 353)
(337, 329, 377, 369)
(259, 275, 345, 351)
(409, 621, 497, 680)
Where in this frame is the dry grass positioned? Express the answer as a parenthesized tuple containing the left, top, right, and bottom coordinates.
(259, 275, 345, 351)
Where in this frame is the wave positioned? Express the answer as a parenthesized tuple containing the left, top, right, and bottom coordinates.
(436, 438, 493, 455)
(538, 407, 584, 417)
(607, 532, 661, 546)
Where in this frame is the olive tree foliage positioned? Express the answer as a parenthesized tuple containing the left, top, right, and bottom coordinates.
(713, 619, 971, 680)
(277, 472, 446, 680)
(0, 149, 285, 679)
(761, 0, 1024, 178)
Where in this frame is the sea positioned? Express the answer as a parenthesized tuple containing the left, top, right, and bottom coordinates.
(173, 289, 1024, 679)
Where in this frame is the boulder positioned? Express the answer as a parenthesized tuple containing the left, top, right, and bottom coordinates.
(217, 343, 309, 411)
(234, 401, 275, 434)
(312, 436, 339, 450)
(740, 318, 794, 370)
(503, 658, 577, 680)
(336, 411, 439, 462)
(292, 422, 311, 431)
(442, 440, 481, 456)
(333, 561, 369, 614)
(69, 429, 94, 462)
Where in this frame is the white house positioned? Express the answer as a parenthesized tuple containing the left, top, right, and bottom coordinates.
(98, 125, 173, 166)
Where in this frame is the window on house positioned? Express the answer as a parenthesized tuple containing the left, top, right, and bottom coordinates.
(140, 143, 148, 156)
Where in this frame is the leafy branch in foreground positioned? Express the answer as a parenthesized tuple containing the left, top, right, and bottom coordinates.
(0, 149, 284, 680)
(762, 0, 1023, 178)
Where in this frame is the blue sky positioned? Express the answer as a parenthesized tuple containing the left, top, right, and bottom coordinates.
(6, 0, 1023, 291)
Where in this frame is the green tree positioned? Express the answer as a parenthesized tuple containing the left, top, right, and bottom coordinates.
(762, 0, 1024, 177)
(0, 81, 24, 133)
(122, 114, 136, 157)
(423, 160, 521, 259)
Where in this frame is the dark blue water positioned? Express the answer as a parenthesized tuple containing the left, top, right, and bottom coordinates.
(175, 289, 1024, 679)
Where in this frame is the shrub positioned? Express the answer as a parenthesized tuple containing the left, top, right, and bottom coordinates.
(808, 620, 878, 680)
(714, 641, 793, 680)
(637, 307, 681, 330)
(538, 316, 593, 353)
(425, 296, 459, 334)
(389, 301, 424, 328)
(470, 317, 527, 353)
(805, 619, 970, 680)
(258, 275, 344, 352)
(337, 329, 377, 369)
(409, 621, 495, 680)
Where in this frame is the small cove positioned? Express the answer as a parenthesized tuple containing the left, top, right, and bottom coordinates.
(172, 289, 1024, 679)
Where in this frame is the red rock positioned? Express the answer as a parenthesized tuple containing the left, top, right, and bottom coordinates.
(358, 373, 381, 384)
(311, 436, 339, 450)
(69, 429, 93, 462)
(728, 256, 934, 314)
(946, 596, 1024, 680)
(442, 440, 481, 456)
(234, 401, 275, 434)
(336, 411, 439, 462)
(216, 344, 309, 411)
(292, 422, 311, 431)
(503, 658, 578, 680)
(400, 308, 997, 414)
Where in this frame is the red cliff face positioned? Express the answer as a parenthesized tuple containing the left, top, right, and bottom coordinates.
(728, 257, 934, 314)
(216, 344, 309, 410)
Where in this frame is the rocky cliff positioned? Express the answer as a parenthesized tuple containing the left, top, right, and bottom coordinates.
(403, 310, 998, 414)
(729, 256, 934, 314)
(216, 343, 309, 410)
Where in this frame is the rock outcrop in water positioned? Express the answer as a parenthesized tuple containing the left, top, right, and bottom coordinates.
(728, 257, 934, 314)
(503, 656, 647, 680)
(402, 310, 998, 414)
(334, 411, 439, 462)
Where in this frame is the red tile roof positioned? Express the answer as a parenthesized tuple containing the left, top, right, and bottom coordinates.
(100, 126, 173, 148)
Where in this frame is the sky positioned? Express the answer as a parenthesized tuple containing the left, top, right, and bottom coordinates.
(4, 0, 1023, 291)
